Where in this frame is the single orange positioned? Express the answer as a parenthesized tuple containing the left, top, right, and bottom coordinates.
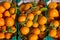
(0, 18, 5, 26)
(0, 33, 5, 39)
(20, 27, 30, 35)
(2, 26, 6, 31)
(0, 13, 3, 18)
(0, 6, 5, 13)
(48, 2, 57, 9)
(49, 29, 57, 37)
(4, 11, 10, 17)
(38, 16, 47, 25)
(24, 3, 32, 11)
(27, 13, 34, 20)
(3, 1, 11, 9)
(32, 28, 40, 35)
(26, 20, 33, 27)
(48, 9, 59, 18)
(18, 15, 26, 22)
(9, 7, 15, 14)
(5, 32, 12, 39)
(11, 14, 16, 19)
(11, 26, 16, 33)
(5, 17, 14, 27)
(32, 22, 39, 28)
(35, 10, 41, 15)
(51, 20, 59, 28)
(29, 34, 38, 40)
(39, 25, 46, 32)
(20, 4, 25, 12)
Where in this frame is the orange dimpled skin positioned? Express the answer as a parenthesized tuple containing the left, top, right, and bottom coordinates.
(3, 1, 11, 9)
(9, 8, 15, 14)
(0, 33, 5, 39)
(38, 16, 47, 25)
(48, 9, 59, 18)
(0, 13, 3, 18)
(18, 15, 26, 22)
(5, 33, 11, 39)
(5, 17, 14, 27)
(4, 11, 10, 17)
(11, 14, 16, 19)
(0, 18, 5, 26)
(2, 26, 6, 31)
(0, 6, 5, 13)
(20, 27, 30, 35)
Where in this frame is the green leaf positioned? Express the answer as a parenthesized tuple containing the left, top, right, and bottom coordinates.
(33, 15, 38, 23)
(20, 22, 26, 26)
(2, 30, 6, 33)
(40, 7, 48, 12)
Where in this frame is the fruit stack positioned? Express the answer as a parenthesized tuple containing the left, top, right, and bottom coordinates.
(0, 1, 16, 40)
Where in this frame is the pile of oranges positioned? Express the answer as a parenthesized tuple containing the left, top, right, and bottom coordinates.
(19, 2, 60, 40)
(0, 1, 16, 40)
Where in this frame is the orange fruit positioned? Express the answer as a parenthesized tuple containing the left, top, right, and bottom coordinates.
(51, 20, 59, 28)
(20, 27, 30, 35)
(48, 9, 59, 18)
(49, 29, 57, 37)
(11, 26, 16, 33)
(11, 14, 16, 19)
(26, 20, 33, 27)
(3, 1, 11, 9)
(48, 2, 57, 9)
(20, 4, 25, 12)
(5, 17, 14, 27)
(2, 26, 6, 31)
(29, 34, 38, 40)
(35, 10, 41, 15)
(9, 7, 15, 14)
(32, 22, 39, 28)
(0, 33, 5, 39)
(18, 15, 26, 22)
(27, 13, 34, 20)
(24, 3, 32, 11)
(0, 13, 3, 18)
(40, 25, 46, 32)
(0, 6, 5, 13)
(0, 18, 5, 26)
(38, 16, 47, 25)
(32, 28, 40, 35)
(5, 32, 12, 39)
(4, 11, 10, 17)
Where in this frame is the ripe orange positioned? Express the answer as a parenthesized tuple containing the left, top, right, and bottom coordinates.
(11, 26, 16, 33)
(49, 29, 57, 37)
(38, 16, 47, 25)
(48, 9, 59, 18)
(29, 34, 38, 40)
(18, 15, 26, 22)
(5, 32, 12, 39)
(0, 6, 5, 13)
(24, 3, 32, 11)
(40, 25, 46, 32)
(27, 13, 34, 20)
(2, 26, 6, 31)
(20, 27, 30, 35)
(4, 11, 10, 17)
(51, 20, 59, 28)
(0, 13, 3, 18)
(0, 18, 5, 26)
(11, 14, 16, 19)
(26, 20, 33, 27)
(20, 4, 25, 12)
(32, 22, 39, 28)
(48, 2, 57, 9)
(5, 17, 14, 27)
(32, 28, 40, 35)
(0, 33, 5, 39)
(3, 1, 11, 9)
(9, 7, 15, 14)
(35, 10, 41, 15)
